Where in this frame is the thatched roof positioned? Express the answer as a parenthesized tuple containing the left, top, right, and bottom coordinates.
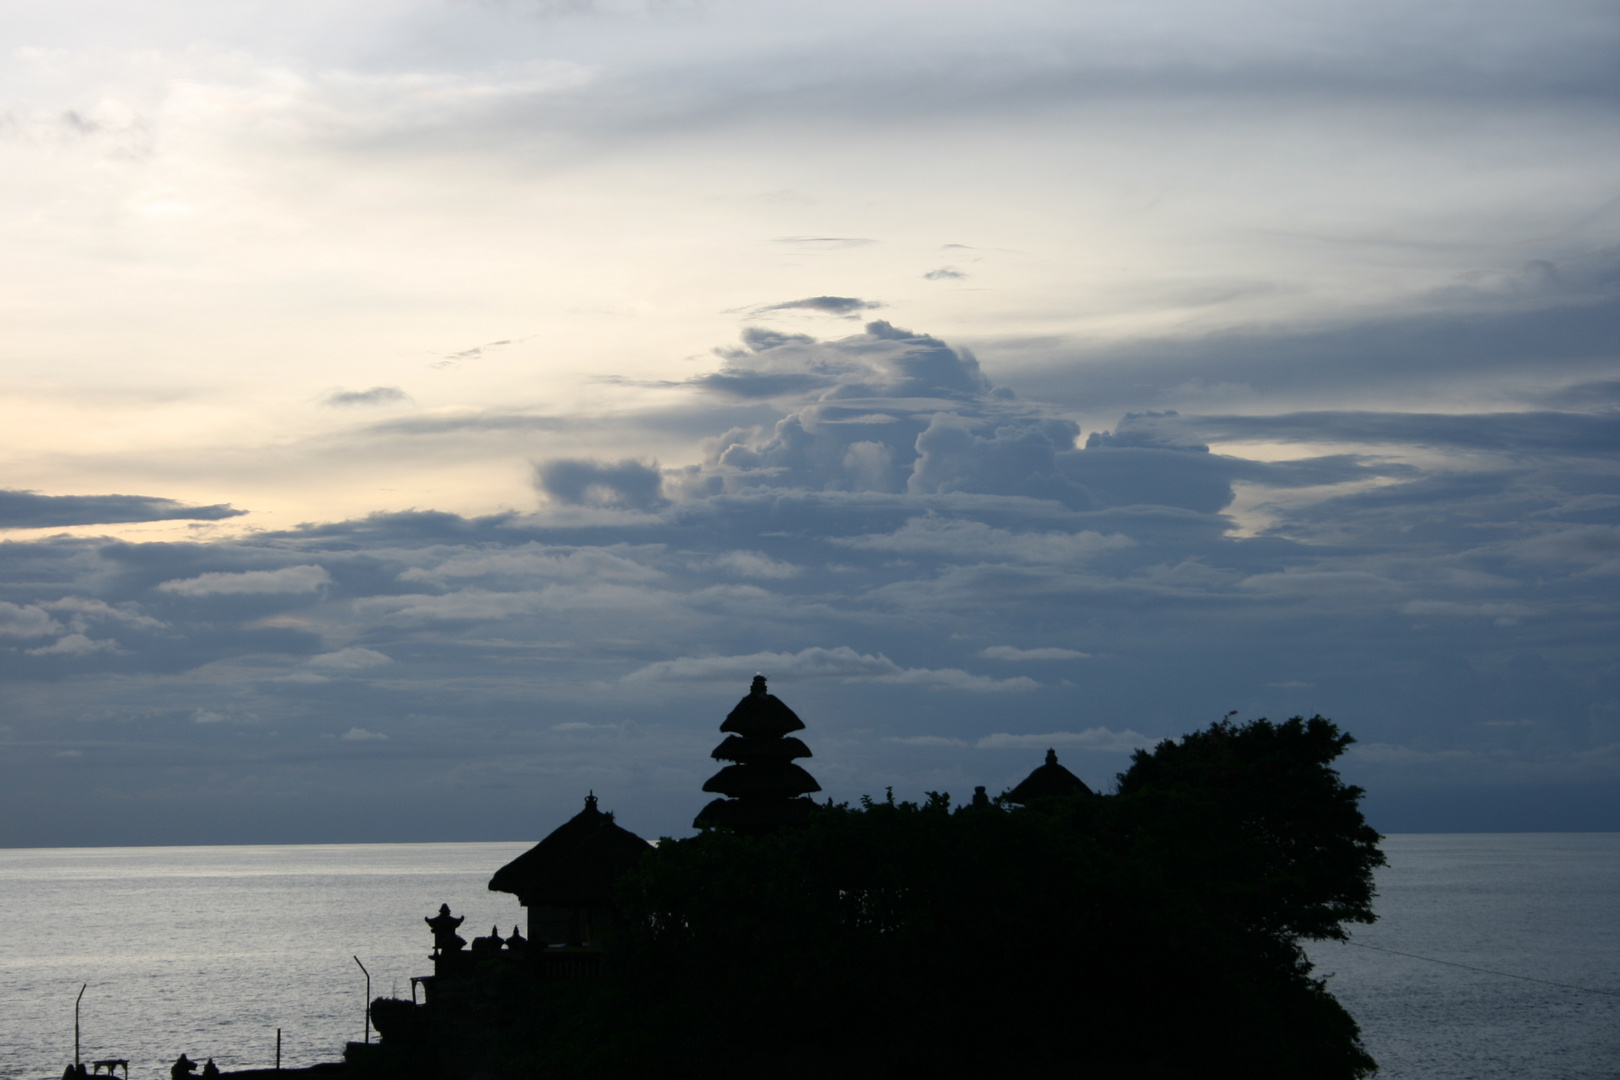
(701, 762, 822, 799)
(1005, 749, 1095, 804)
(711, 735, 812, 763)
(488, 793, 652, 908)
(719, 675, 805, 738)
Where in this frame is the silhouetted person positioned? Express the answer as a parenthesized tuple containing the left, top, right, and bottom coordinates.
(425, 903, 466, 955)
(170, 1055, 198, 1080)
(201, 1060, 219, 1080)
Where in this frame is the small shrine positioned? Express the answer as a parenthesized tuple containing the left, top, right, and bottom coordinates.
(694, 675, 822, 832)
(1005, 747, 1094, 803)
(488, 793, 653, 947)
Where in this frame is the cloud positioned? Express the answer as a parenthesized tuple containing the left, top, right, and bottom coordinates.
(1401, 600, 1535, 623)
(307, 647, 392, 670)
(399, 545, 664, 584)
(976, 728, 1156, 754)
(0, 602, 63, 639)
(624, 646, 1038, 692)
(923, 267, 965, 280)
(43, 598, 166, 631)
(835, 517, 1133, 563)
(157, 565, 334, 596)
(431, 338, 525, 370)
(340, 727, 388, 741)
(534, 458, 667, 510)
(26, 633, 119, 657)
(886, 735, 970, 747)
(0, 490, 246, 528)
(0, 296, 1616, 841)
(708, 551, 801, 579)
(322, 386, 410, 407)
(685, 321, 993, 407)
(1183, 410, 1620, 458)
(753, 296, 884, 317)
(979, 646, 1092, 661)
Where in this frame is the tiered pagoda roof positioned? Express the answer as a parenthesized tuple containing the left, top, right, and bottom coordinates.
(694, 675, 822, 831)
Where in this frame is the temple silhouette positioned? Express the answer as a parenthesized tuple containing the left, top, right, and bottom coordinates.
(147, 674, 1097, 1078)
(388, 676, 1081, 1009)
(694, 674, 822, 831)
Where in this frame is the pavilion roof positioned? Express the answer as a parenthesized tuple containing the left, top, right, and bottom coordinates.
(488, 793, 652, 908)
(1005, 749, 1095, 804)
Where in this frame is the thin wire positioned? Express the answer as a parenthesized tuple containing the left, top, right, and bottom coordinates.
(1345, 940, 1620, 998)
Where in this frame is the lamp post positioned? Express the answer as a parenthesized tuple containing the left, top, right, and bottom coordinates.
(75, 984, 86, 1068)
(352, 957, 371, 1044)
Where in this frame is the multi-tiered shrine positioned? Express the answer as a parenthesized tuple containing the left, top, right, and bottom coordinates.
(694, 675, 822, 832)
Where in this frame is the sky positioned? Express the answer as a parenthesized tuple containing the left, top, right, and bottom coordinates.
(1, 0, 1616, 846)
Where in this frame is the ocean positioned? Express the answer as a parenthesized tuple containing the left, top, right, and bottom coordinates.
(1, 835, 1616, 1079)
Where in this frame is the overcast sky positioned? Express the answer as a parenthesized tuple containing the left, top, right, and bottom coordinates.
(1, 0, 1616, 845)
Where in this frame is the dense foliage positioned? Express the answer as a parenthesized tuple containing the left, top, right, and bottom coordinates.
(373, 716, 1385, 1080)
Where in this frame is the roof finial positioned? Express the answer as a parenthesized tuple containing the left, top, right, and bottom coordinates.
(751, 673, 767, 696)
(585, 790, 598, 811)
(1045, 748, 1058, 766)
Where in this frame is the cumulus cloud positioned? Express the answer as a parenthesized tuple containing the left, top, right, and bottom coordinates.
(157, 565, 333, 596)
(624, 646, 1038, 692)
(668, 323, 1386, 517)
(323, 386, 409, 407)
(685, 321, 992, 408)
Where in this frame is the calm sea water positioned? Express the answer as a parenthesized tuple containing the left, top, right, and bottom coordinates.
(1, 835, 1616, 1079)
(0, 843, 529, 1079)
(1305, 833, 1620, 1080)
